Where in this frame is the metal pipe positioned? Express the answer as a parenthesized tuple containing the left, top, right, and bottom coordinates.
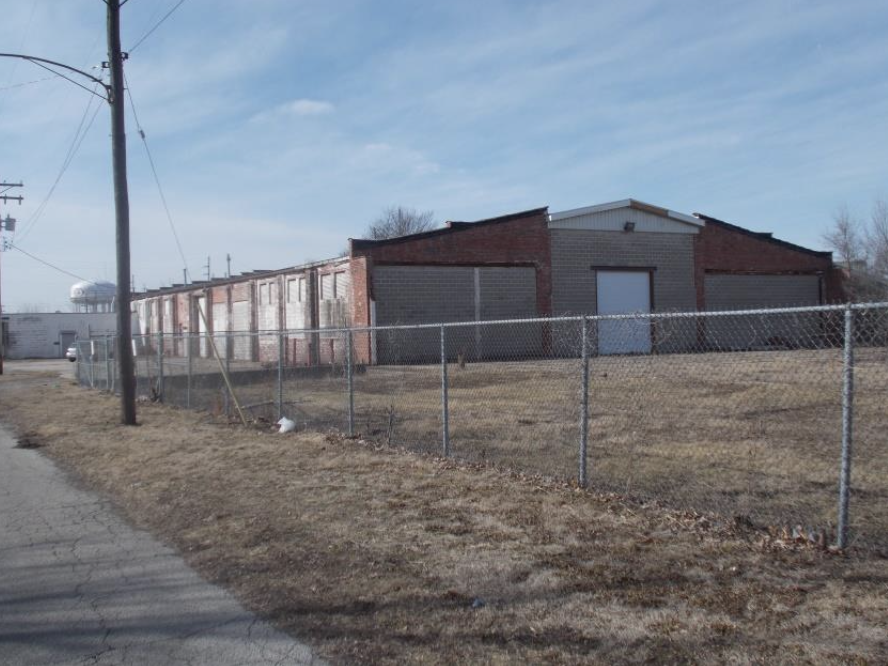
(837, 304, 855, 549)
(346, 331, 354, 436)
(271, 301, 888, 337)
(579, 317, 589, 487)
(157, 331, 164, 402)
(186, 333, 192, 409)
(277, 331, 284, 421)
(441, 325, 450, 457)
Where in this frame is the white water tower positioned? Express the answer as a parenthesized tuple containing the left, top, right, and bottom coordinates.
(70, 281, 116, 313)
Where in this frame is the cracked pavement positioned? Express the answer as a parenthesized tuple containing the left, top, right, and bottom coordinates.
(0, 421, 324, 665)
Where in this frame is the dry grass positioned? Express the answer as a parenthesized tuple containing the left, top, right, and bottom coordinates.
(155, 347, 888, 550)
(2, 374, 888, 665)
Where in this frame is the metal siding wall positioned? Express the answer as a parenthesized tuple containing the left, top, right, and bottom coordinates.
(478, 267, 541, 358)
(704, 274, 822, 350)
(704, 274, 821, 310)
(374, 266, 475, 326)
(549, 208, 699, 234)
(373, 265, 540, 362)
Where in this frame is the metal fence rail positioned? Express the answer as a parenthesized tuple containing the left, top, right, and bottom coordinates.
(75, 303, 888, 553)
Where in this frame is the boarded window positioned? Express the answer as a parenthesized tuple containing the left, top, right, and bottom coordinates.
(333, 271, 349, 300)
(320, 273, 334, 301)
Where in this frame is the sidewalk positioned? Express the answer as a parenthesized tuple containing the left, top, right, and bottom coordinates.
(0, 423, 323, 665)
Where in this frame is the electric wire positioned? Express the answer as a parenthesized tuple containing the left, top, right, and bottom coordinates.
(0, 76, 55, 92)
(2, 0, 40, 87)
(128, 0, 187, 53)
(124, 74, 191, 282)
(8, 242, 94, 284)
(16, 88, 104, 243)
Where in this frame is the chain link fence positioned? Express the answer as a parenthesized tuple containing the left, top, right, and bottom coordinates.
(75, 303, 888, 553)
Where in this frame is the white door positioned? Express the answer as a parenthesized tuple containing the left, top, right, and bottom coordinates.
(196, 297, 208, 358)
(596, 271, 651, 355)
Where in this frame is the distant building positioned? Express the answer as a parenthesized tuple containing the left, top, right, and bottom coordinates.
(1, 312, 116, 359)
(131, 198, 845, 365)
(0, 280, 118, 359)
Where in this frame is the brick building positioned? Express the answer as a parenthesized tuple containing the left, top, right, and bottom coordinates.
(131, 198, 842, 364)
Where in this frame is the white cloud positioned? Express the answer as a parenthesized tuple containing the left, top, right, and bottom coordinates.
(249, 98, 335, 123)
(287, 99, 335, 116)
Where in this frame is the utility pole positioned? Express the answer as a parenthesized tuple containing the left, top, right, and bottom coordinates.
(0, 3, 136, 423)
(0, 182, 24, 376)
(204, 255, 211, 281)
(107, 0, 137, 425)
(226, 253, 231, 279)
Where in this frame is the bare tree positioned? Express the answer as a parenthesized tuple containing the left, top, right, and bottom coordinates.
(365, 206, 436, 240)
(822, 204, 864, 271)
(823, 201, 888, 301)
(867, 198, 888, 278)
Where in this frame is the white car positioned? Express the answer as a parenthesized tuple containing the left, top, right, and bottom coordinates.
(65, 345, 77, 362)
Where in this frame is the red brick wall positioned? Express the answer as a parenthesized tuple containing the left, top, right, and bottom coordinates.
(351, 209, 552, 318)
(349, 257, 372, 363)
(695, 222, 839, 308)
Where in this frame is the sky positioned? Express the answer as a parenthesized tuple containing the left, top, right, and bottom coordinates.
(1, 0, 887, 312)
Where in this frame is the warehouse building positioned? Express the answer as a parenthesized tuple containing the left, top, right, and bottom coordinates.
(131, 198, 842, 364)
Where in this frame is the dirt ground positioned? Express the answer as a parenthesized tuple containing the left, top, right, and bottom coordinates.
(2, 372, 887, 664)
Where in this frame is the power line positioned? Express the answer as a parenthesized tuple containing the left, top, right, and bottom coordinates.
(128, 0, 188, 53)
(16, 89, 104, 243)
(0, 75, 55, 92)
(2, 0, 40, 87)
(8, 242, 94, 284)
(124, 74, 191, 282)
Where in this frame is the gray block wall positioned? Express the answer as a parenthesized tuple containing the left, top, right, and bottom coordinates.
(550, 229, 697, 314)
(550, 230, 697, 353)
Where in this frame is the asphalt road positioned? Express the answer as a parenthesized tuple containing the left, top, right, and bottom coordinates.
(0, 420, 323, 665)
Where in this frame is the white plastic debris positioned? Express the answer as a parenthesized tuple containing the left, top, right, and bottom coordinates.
(277, 417, 296, 434)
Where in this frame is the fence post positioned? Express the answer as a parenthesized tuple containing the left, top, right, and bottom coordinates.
(224, 335, 231, 417)
(837, 304, 855, 549)
(346, 330, 355, 436)
(277, 331, 284, 421)
(110, 335, 117, 394)
(157, 331, 164, 403)
(186, 333, 192, 409)
(441, 325, 450, 457)
(89, 340, 95, 388)
(579, 316, 589, 487)
(104, 336, 111, 391)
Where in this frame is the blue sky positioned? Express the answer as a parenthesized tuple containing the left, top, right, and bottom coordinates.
(1, 0, 887, 311)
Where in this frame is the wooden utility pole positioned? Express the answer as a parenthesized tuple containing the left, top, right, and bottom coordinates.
(0, 183, 24, 376)
(107, 0, 137, 425)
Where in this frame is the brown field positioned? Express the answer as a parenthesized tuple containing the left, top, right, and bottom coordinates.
(2, 370, 887, 664)
(123, 346, 888, 552)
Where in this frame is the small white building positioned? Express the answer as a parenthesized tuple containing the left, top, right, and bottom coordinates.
(1, 312, 116, 359)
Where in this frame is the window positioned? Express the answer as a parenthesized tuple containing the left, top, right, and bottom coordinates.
(333, 271, 349, 300)
(320, 273, 334, 301)
(259, 283, 269, 305)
